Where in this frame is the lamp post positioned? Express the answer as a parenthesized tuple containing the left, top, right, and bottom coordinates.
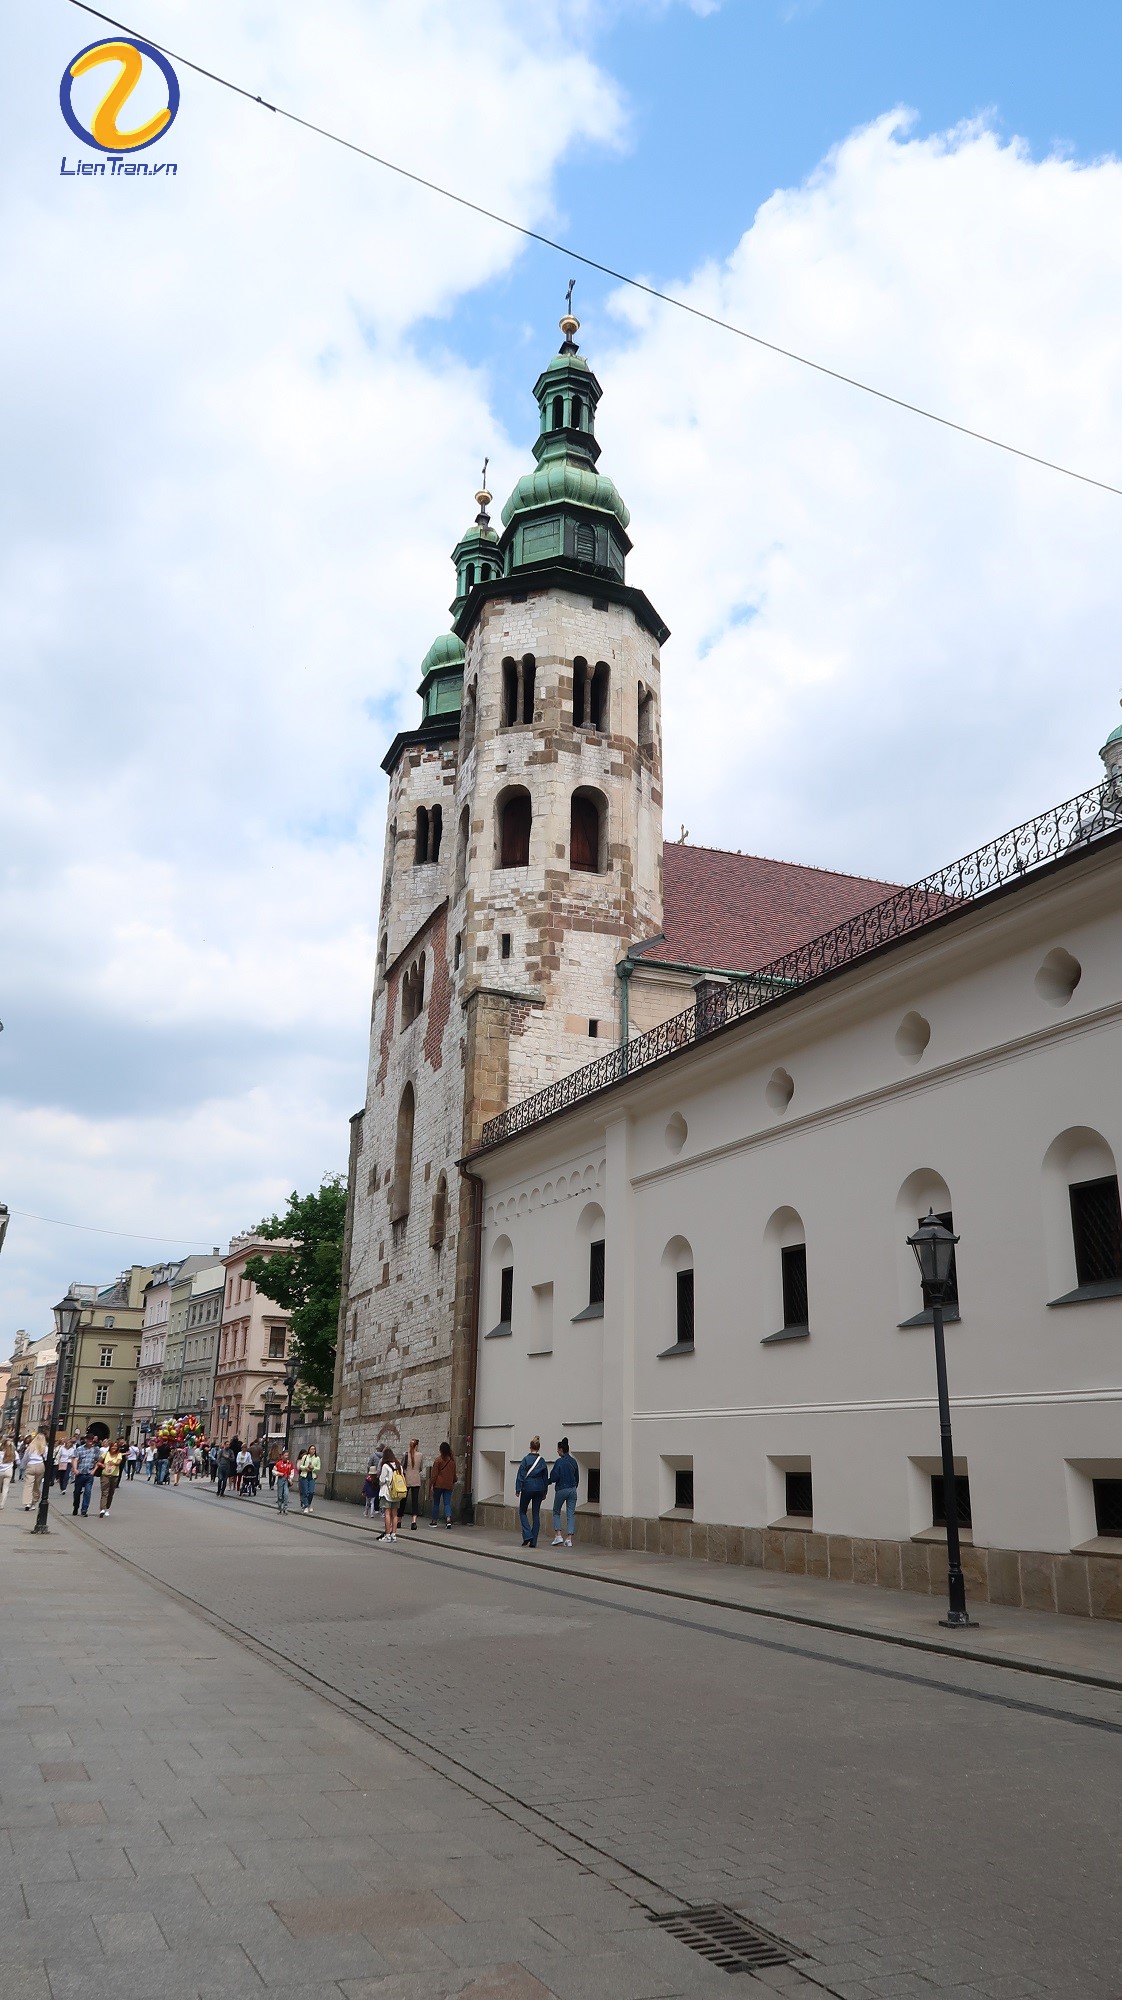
(33, 1293, 83, 1536)
(261, 1386, 279, 1484)
(907, 1210, 974, 1628)
(282, 1356, 299, 1453)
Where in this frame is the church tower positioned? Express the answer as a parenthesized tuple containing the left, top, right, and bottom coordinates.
(331, 312, 669, 1492)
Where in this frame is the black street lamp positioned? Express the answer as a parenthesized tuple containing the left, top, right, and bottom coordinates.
(907, 1210, 974, 1628)
(282, 1355, 299, 1452)
(33, 1292, 83, 1536)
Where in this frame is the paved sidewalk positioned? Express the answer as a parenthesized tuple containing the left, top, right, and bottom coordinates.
(225, 1480, 1122, 1689)
(0, 1494, 787, 2000)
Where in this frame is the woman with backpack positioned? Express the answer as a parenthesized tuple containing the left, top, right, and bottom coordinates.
(514, 1435, 549, 1549)
(379, 1450, 407, 1543)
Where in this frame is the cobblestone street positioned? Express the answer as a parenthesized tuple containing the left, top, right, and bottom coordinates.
(1, 1477, 1119, 2000)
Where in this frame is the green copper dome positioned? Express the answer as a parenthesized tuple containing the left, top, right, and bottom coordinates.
(419, 631, 465, 678)
(500, 458, 630, 530)
(1104, 721, 1122, 748)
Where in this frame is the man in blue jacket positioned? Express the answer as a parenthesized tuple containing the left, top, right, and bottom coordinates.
(549, 1438, 580, 1548)
(514, 1435, 549, 1548)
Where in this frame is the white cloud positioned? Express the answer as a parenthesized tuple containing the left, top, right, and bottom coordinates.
(599, 113, 1122, 873)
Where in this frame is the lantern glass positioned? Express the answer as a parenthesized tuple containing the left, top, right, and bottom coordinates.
(52, 1294, 82, 1342)
(907, 1210, 959, 1299)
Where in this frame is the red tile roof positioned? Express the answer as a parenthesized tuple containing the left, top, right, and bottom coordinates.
(641, 843, 901, 975)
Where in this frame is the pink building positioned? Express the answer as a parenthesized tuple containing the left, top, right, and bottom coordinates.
(209, 1234, 293, 1448)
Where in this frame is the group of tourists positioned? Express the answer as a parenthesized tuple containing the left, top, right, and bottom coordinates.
(362, 1439, 457, 1543)
(514, 1436, 581, 1549)
(0, 1432, 136, 1518)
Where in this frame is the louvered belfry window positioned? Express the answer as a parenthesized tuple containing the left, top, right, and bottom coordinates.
(500, 793, 532, 868)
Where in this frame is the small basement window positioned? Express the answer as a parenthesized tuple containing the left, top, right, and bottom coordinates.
(1093, 1478, 1122, 1537)
(931, 1474, 972, 1529)
(674, 1468, 694, 1511)
(784, 1470, 813, 1520)
(586, 1466, 601, 1505)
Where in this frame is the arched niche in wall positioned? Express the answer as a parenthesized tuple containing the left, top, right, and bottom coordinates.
(574, 1200, 606, 1321)
(486, 1233, 514, 1336)
(570, 787, 607, 873)
(894, 1167, 956, 1326)
(761, 1205, 809, 1343)
(496, 787, 532, 869)
(390, 1083, 415, 1223)
(1041, 1126, 1120, 1302)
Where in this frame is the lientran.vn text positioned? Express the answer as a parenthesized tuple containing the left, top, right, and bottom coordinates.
(60, 157, 178, 177)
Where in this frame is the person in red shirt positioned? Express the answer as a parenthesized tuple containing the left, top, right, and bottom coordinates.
(273, 1452, 295, 1515)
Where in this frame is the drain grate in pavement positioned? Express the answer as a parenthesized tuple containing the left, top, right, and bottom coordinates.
(649, 1903, 794, 1973)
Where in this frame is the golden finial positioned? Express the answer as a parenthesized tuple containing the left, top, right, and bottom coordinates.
(559, 278, 580, 350)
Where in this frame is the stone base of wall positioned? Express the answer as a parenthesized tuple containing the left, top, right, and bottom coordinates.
(473, 1503, 1122, 1621)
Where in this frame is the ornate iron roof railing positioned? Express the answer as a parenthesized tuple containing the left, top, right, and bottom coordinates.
(477, 777, 1121, 1150)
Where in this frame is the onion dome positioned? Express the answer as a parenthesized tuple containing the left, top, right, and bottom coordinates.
(451, 468, 501, 616)
(498, 299, 632, 580)
(417, 629, 465, 723)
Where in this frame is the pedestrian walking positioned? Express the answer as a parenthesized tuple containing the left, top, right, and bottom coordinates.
(19, 1433, 47, 1511)
(154, 1436, 171, 1485)
(235, 1447, 253, 1495)
(429, 1442, 456, 1526)
(515, 1435, 549, 1548)
(549, 1437, 580, 1548)
(297, 1446, 320, 1514)
(208, 1443, 219, 1482)
(215, 1440, 235, 1498)
(125, 1442, 139, 1481)
(403, 1437, 425, 1531)
(98, 1439, 127, 1517)
(71, 1436, 100, 1517)
(0, 1436, 16, 1508)
(54, 1438, 74, 1494)
(144, 1443, 156, 1480)
(362, 1468, 379, 1519)
(273, 1451, 295, 1513)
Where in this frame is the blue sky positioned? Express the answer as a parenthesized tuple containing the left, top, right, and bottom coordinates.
(2, 0, 1121, 1332)
(427, 0, 1122, 430)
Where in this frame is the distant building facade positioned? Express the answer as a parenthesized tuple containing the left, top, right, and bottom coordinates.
(209, 1235, 292, 1448)
(156, 1255, 225, 1427)
(63, 1268, 149, 1441)
(133, 1261, 181, 1441)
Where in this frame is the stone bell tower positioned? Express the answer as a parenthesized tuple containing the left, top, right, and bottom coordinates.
(331, 309, 669, 1496)
(450, 304, 669, 1143)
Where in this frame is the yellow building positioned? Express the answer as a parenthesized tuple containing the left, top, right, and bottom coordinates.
(62, 1266, 151, 1441)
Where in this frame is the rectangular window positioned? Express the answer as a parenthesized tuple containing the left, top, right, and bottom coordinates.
(931, 1474, 972, 1529)
(780, 1245, 808, 1329)
(674, 1467, 694, 1511)
(94, 1384, 109, 1407)
(268, 1328, 286, 1359)
(588, 1019, 599, 1038)
(500, 933, 512, 959)
(1070, 1176, 1122, 1285)
(589, 1239, 605, 1307)
(785, 1470, 813, 1519)
(500, 1265, 514, 1325)
(99, 1345, 114, 1367)
(675, 1269, 694, 1347)
(1093, 1478, 1122, 1537)
(586, 1466, 601, 1505)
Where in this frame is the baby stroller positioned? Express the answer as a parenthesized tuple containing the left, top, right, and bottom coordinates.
(240, 1457, 260, 1498)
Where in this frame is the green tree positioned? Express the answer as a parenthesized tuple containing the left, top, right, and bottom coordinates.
(242, 1175, 347, 1402)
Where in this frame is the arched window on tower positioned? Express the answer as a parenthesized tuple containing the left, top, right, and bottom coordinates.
(463, 678, 477, 753)
(454, 805, 470, 895)
(502, 658, 518, 728)
(430, 804, 443, 864)
(498, 787, 532, 869)
(521, 655, 536, 724)
(430, 1172, 448, 1250)
(466, 562, 475, 590)
(414, 806, 429, 864)
(572, 395, 583, 430)
(376, 933, 388, 986)
(570, 789, 605, 873)
(552, 394, 564, 430)
(572, 658, 587, 730)
(391, 1083, 415, 1222)
(590, 662, 610, 733)
(638, 682, 655, 757)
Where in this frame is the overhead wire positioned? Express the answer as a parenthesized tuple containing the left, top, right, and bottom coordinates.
(66, 0, 1122, 500)
(7, 1208, 213, 1247)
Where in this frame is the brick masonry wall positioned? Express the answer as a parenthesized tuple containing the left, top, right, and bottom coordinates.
(474, 1503, 1122, 1620)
